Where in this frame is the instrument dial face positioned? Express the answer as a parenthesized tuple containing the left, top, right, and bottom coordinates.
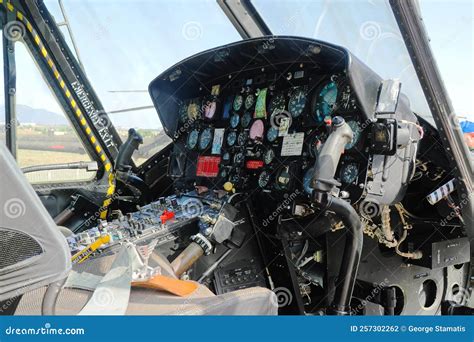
(249, 119, 264, 140)
(233, 152, 244, 164)
(345, 120, 361, 149)
(199, 128, 213, 150)
(315, 81, 338, 122)
(303, 167, 314, 195)
(187, 129, 199, 149)
(266, 126, 279, 142)
(187, 102, 200, 120)
(233, 95, 243, 111)
(340, 162, 359, 184)
(244, 94, 255, 110)
(275, 166, 291, 190)
(268, 93, 286, 116)
(237, 132, 248, 146)
(258, 171, 270, 188)
(230, 173, 240, 184)
(227, 131, 237, 147)
(288, 88, 306, 118)
(203, 101, 217, 119)
(308, 133, 326, 158)
(179, 103, 188, 122)
(230, 113, 240, 128)
(241, 112, 252, 128)
(264, 148, 275, 165)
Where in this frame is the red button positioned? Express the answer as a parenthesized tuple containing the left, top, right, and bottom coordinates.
(160, 210, 175, 224)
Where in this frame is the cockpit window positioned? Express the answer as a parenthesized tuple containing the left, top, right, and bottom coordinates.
(44, 0, 242, 165)
(252, 0, 434, 124)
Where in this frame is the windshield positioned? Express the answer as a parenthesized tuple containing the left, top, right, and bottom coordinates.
(252, 0, 471, 127)
(43, 0, 242, 164)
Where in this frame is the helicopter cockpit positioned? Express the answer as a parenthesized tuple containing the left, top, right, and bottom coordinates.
(0, 0, 472, 317)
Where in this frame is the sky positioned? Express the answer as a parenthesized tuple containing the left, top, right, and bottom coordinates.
(0, 0, 472, 129)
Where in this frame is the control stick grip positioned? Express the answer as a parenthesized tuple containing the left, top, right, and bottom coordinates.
(115, 128, 143, 171)
(311, 116, 353, 192)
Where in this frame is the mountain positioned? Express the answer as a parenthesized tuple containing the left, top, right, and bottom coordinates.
(0, 104, 67, 126)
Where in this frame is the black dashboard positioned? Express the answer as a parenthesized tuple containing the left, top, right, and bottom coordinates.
(163, 61, 370, 204)
(150, 36, 420, 209)
(169, 70, 368, 202)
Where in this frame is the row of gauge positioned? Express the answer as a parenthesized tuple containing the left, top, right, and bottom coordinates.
(178, 76, 357, 125)
(251, 157, 362, 194)
(218, 155, 361, 193)
(185, 118, 363, 152)
(186, 121, 278, 151)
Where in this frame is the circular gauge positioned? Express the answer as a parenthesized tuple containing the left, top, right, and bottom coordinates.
(308, 133, 326, 158)
(244, 94, 255, 110)
(233, 152, 244, 164)
(230, 113, 240, 128)
(241, 112, 252, 128)
(230, 173, 240, 184)
(288, 88, 306, 118)
(275, 165, 291, 190)
(249, 119, 264, 140)
(258, 171, 270, 188)
(303, 168, 314, 195)
(237, 132, 248, 146)
(345, 120, 361, 149)
(203, 101, 217, 119)
(187, 102, 200, 120)
(233, 95, 244, 111)
(340, 162, 359, 184)
(187, 129, 199, 149)
(227, 131, 237, 147)
(268, 93, 286, 116)
(199, 128, 213, 150)
(179, 103, 188, 122)
(315, 81, 338, 122)
(222, 152, 230, 161)
(264, 148, 275, 165)
(266, 126, 279, 142)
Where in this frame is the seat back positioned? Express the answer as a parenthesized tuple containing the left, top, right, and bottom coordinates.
(0, 143, 71, 301)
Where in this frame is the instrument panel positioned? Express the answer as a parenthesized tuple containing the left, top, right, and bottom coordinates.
(169, 68, 369, 203)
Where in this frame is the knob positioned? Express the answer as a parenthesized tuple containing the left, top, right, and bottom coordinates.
(223, 182, 234, 192)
